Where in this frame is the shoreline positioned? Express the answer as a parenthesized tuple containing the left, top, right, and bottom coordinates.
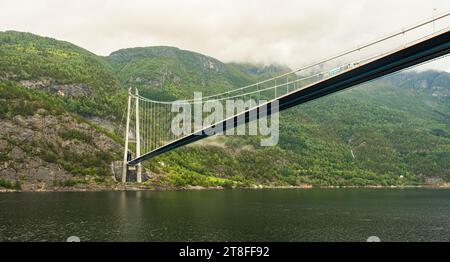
(1, 183, 450, 193)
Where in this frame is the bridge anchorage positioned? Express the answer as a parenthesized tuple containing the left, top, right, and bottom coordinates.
(120, 13, 450, 183)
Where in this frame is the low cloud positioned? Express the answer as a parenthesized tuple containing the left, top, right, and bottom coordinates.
(0, 0, 448, 70)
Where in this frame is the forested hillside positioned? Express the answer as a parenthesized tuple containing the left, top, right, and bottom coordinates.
(0, 31, 126, 118)
(140, 72, 450, 188)
(1, 31, 449, 190)
(0, 31, 123, 190)
(106, 46, 289, 100)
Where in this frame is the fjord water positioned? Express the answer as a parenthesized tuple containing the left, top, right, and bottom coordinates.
(1, 189, 450, 242)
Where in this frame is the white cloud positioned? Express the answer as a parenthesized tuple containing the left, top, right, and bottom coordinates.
(0, 0, 449, 70)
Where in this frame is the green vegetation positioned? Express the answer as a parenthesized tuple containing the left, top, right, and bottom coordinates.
(106, 46, 289, 100)
(136, 66, 450, 186)
(0, 31, 449, 189)
(0, 31, 127, 119)
(0, 178, 21, 190)
(53, 179, 86, 188)
(0, 81, 121, 187)
(59, 128, 93, 144)
(59, 149, 116, 177)
(0, 80, 65, 118)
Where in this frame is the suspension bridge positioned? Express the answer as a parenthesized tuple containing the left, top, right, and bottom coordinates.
(121, 13, 450, 183)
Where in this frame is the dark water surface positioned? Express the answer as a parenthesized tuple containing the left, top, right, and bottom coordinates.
(1, 189, 450, 242)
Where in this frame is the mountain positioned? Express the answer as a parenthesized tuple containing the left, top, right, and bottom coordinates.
(0, 31, 123, 191)
(106, 46, 289, 100)
(0, 31, 449, 191)
(0, 31, 126, 118)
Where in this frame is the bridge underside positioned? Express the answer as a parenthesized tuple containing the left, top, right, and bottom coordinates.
(128, 30, 450, 166)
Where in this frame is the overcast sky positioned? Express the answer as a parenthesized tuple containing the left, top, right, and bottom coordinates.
(0, 0, 449, 71)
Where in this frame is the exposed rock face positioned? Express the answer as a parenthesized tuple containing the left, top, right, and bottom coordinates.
(424, 176, 445, 185)
(10, 146, 24, 160)
(87, 116, 116, 133)
(19, 79, 52, 89)
(200, 56, 224, 73)
(0, 109, 121, 190)
(130, 68, 183, 89)
(0, 139, 8, 151)
(19, 79, 93, 97)
(388, 71, 450, 97)
(47, 84, 93, 97)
